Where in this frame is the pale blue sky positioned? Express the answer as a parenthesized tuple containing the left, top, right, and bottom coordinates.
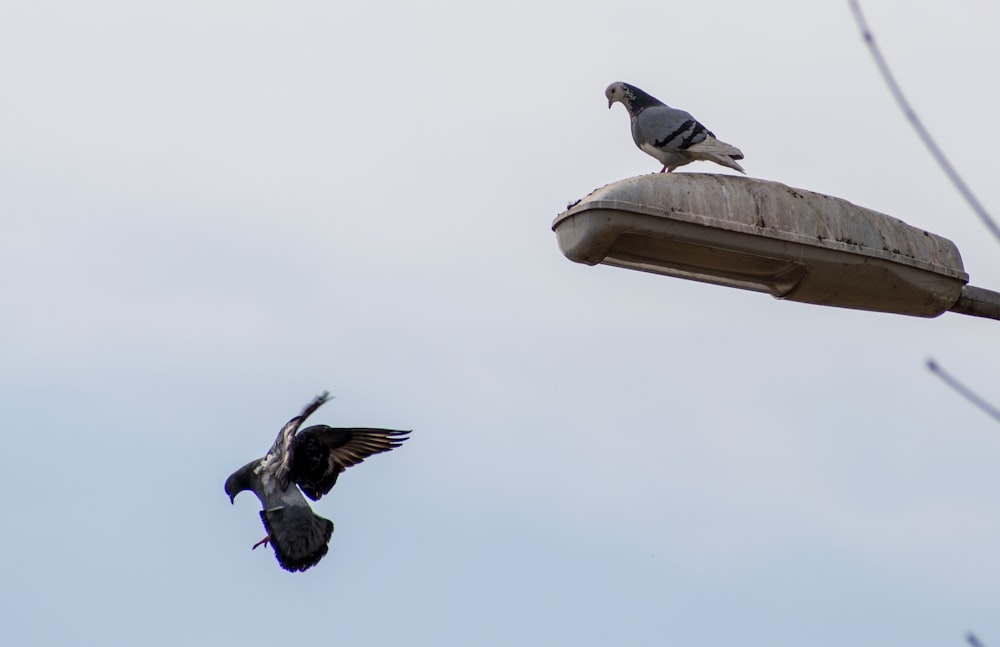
(2, 1, 999, 645)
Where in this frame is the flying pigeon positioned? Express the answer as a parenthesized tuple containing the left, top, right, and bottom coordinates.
(605, 82, 745, 173)
(224, 392, 409, 572)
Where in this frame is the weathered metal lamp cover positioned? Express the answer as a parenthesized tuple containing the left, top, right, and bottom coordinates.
(553, 174, 971, 317)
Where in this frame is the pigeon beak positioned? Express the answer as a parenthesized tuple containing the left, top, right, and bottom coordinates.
(607, 99, 613, 109)
(229, 495, 235, 505)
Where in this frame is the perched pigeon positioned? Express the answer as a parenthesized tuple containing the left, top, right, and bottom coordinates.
(224, 392, 409, 572)
(605, 82, 745, 173)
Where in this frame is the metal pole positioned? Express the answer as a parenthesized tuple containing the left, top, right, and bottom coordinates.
(948, 284, 1000, 321)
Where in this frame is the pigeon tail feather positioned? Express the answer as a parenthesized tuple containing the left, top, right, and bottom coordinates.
(260, 506, 334, 573)
(682, 136, 746, 173)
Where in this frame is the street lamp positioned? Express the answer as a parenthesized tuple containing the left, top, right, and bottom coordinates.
(552, 174, 1000, 321)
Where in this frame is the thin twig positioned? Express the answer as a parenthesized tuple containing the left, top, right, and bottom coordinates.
(848, 0, 1000, 244)
(927, 359, 1000, 423)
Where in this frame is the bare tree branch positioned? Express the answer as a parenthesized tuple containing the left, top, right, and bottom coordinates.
(967, 632, 987, 647)
(848, 0, 1000, 244)
(927, 359, 1000, 423)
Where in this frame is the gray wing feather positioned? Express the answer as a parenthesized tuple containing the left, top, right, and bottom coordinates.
(632, 105, 708, 152)
(262, 392, 333, 488)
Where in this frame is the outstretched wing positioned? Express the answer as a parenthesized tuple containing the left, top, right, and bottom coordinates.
(290, 425, 410, 501)
(262, 392, 333, 489)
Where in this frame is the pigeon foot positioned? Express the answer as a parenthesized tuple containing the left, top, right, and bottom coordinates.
(252, 536, 270, 550)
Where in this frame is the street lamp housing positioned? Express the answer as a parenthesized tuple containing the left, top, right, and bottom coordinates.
(553, 174, 970, 317)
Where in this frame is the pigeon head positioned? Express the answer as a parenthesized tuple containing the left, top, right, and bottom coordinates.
(605, 82, 663, 116)
(224, 461, 257, 504)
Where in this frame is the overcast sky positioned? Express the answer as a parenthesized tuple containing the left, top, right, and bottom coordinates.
(3, 1, 999, 645)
